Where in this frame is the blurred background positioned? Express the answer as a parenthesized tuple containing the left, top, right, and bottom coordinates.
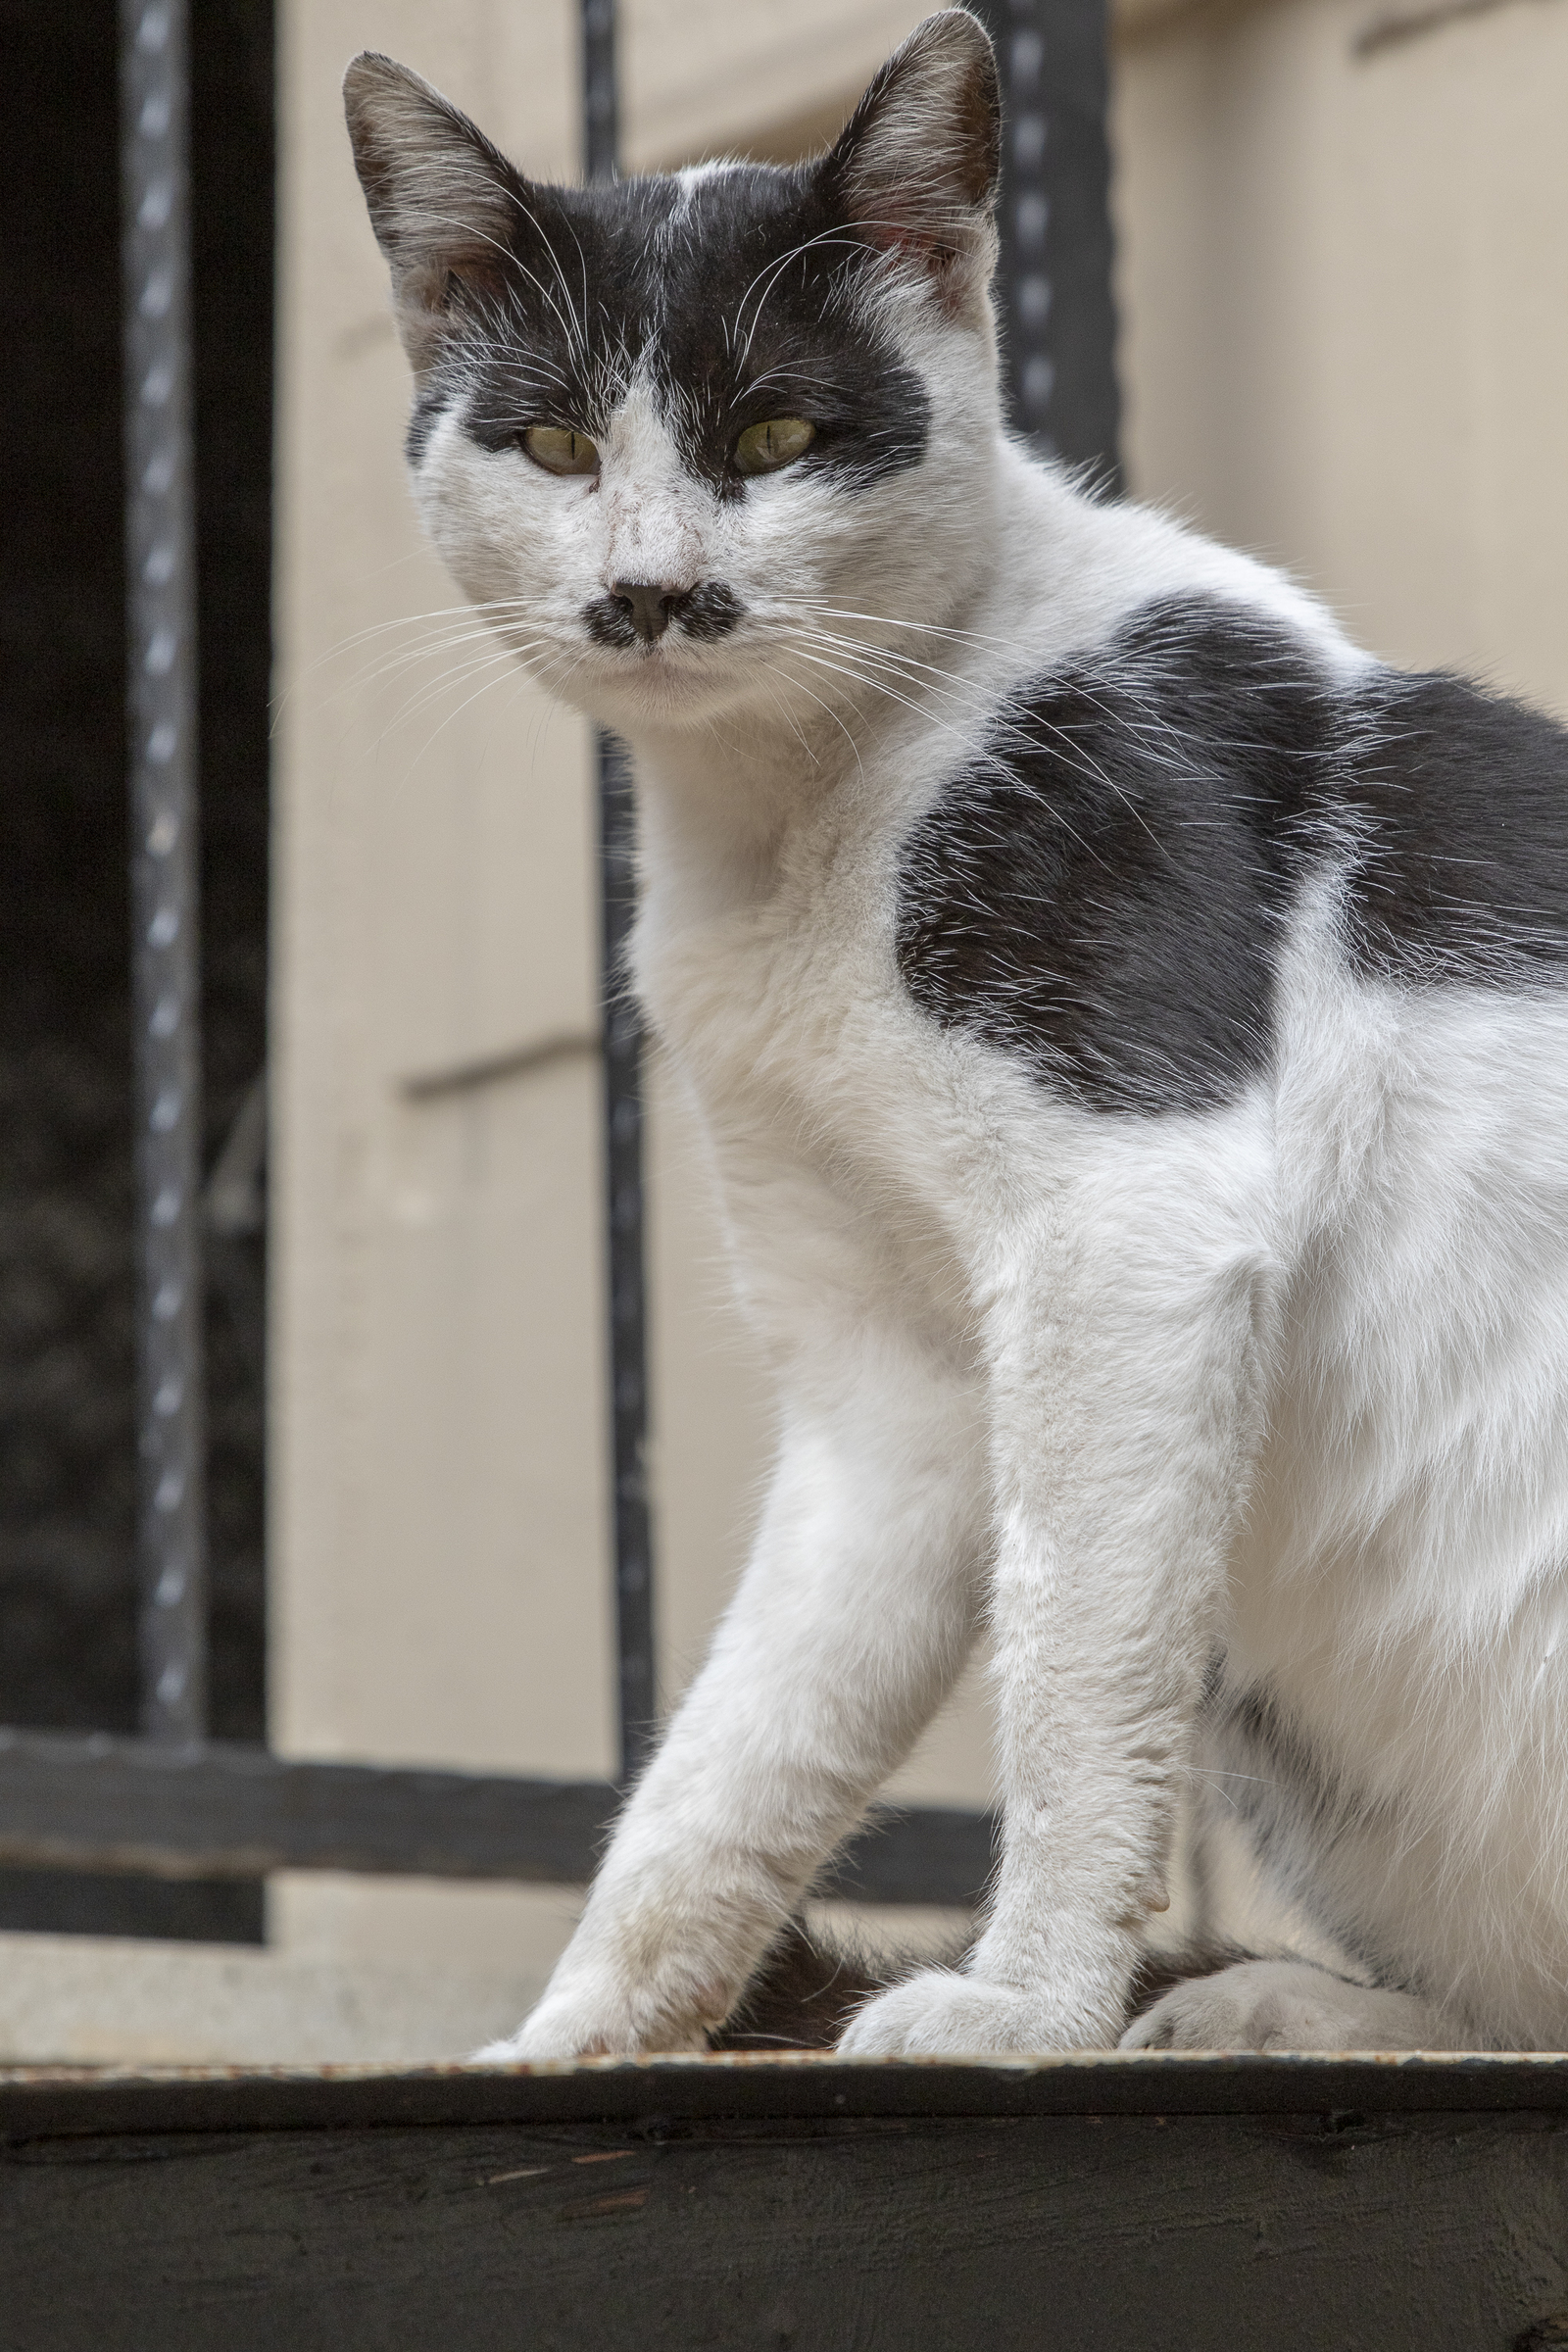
(3, 0, 1566, 2061)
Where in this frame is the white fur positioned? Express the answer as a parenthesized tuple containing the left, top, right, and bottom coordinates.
(369, 40, 1568, 2062)
(1123, 1961, 1442, 2053)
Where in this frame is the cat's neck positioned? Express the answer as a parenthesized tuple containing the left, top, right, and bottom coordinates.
(620, 435, 1068, 925)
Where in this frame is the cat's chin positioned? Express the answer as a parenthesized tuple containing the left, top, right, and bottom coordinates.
(565, 648, 766, 735)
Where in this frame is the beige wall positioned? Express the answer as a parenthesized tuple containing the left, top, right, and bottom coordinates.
(1114, 0, 1568, 713)
(270, 0, 596, 1980)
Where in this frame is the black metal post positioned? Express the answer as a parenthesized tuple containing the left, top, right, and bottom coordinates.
(983, 0, 1121, 485)
(597, 742, 656, 1787)
(122, 0, 208, 1742)
(583, 0, 656, 1785)
(582, 0, 616, 185)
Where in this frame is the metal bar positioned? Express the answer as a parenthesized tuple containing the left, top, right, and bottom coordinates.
(582, 0, 616, 185)
(597, 743, 657, 1785)
(0, 1733, 993, 1903)
(121, 0, 208, 1741)
(983, 0, 1121, 484)
(581, 0, 656, 1786)
(818, 1804, 998, 1910)
(0, 1734, 618, 1884)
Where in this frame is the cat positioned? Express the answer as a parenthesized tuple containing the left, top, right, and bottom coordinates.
(346, 8, 1568, 2058)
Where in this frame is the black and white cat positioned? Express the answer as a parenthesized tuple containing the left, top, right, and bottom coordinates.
(346, 10, 1568, 2057)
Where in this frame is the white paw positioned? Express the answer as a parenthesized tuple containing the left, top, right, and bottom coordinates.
(1120, 1959, 1441, 2052)
(837, 1968, 1107, 2057)
(468, 1983, 711, 2064)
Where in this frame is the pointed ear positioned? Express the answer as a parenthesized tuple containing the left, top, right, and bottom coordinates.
(344, 53, 523, 371)
(824, 10, 1000, 310)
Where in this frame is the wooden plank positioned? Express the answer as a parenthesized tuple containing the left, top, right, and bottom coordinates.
(8, 2050, 1568, 2137)
(0, 1732, 994, 1903)
(2, 2058, 1566, 2349)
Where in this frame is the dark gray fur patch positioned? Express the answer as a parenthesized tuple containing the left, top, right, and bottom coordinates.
(896, 597, 1568, 1115)
(1339, 670, 1568, 981)
(436, 168, 929, 498)
(897, 599, 1333, 1113)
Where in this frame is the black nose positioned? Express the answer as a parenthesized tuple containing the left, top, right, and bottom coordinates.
(612, 580, 677, 645)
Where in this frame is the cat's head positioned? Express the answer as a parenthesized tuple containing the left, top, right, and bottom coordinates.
(345, 11, 1003, 738)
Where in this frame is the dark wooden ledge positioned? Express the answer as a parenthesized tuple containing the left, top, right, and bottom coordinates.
(4, 2053, 1568, 2350)
(4, 2045, 1568, 2137)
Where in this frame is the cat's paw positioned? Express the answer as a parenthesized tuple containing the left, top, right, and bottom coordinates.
(467, 1993, 629, 2064)
(836, 1968, 1099, 2057)
(1120, 1959, 1441, 2052)
(469, 1980, 712, 2064)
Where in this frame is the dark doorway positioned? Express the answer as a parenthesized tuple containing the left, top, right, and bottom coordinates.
(0, 0, 273, 1938)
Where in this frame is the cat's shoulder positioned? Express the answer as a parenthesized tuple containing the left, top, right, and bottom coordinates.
(898, 491, 1568, 1115)
(990, 451, 1361, 685)
(894, 582, 1337, 1113)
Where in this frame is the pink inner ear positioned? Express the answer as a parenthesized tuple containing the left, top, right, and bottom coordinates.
(829, 37, 999, 276)
(442, 256, 509, 305)
(847, 185, 967, 274)
(876, 224, 959, 273)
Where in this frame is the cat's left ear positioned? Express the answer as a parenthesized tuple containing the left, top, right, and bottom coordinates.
(344, 53, 527, 373)
(823, 10, 1001, 318)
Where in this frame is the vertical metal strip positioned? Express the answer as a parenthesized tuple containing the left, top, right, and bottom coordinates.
(989, 0, 1121, 483)
(582, 0, 616, 185)
(598, 744, 656, 1786)
(583, 0, 656, 1783)
(122, 0, 208, 1743)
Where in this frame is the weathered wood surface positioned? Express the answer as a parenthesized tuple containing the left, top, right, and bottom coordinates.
(3, 2055, 1568, 2351)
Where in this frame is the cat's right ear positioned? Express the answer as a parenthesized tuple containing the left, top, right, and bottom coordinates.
(344, 54, 521, 372)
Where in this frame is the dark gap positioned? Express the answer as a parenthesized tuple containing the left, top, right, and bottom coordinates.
(0, 0, 272, 1939)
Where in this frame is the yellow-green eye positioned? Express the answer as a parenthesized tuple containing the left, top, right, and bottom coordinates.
(734, 416, 816, 477)
(522, 424, 600, 476)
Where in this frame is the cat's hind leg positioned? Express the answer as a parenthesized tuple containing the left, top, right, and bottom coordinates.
(1121, 1956, 1446, 2051)
(1118, 1743, 1452, 2050)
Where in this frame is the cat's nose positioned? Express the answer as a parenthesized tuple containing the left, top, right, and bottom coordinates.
(611, 580, 678, 644)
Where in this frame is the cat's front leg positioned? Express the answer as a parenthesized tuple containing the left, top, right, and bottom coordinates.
(481, 1322, 987, 2060)
(840, 1144, 1272, 2056)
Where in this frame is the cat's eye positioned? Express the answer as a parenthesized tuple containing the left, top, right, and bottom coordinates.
(734, 417, 816, 477)
(522, 424, 600, 476)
